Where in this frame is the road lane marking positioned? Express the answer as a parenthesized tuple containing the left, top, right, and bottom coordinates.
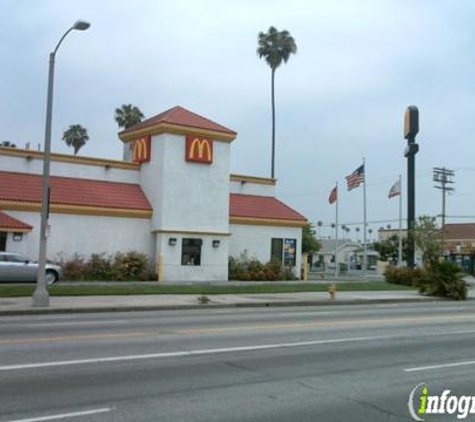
(177, 313, 475, 334)
(405, 360, 475, 372)
(0, 335, 392, 371)
(4, 407, 113, 422)
(27, 320, 129, 327)
(3, 312, 475, 345)
(0, 332, 149, 344)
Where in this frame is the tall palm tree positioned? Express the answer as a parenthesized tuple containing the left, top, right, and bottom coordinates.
(62, 124, 89, 155)
(257, 26, 297, 178)
(115, 104, 144, 130)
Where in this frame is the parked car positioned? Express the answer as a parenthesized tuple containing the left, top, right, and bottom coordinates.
(0, 252, 62, 285)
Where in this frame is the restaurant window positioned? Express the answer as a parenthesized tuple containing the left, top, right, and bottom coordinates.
(181, 238, 202, 266)
(271, 238, 283, 264)
(0, 232, 6, 252)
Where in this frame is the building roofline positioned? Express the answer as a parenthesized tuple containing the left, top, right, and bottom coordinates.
(118, 123, 236, 143)
(0, 147, 139, 170)
(230, 174, 276, 186)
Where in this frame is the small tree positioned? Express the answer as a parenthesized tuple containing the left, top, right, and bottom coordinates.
(62, 124, 89, 155)
(302, 223, 321, 254)
(412, 215, 442, 267)
(115, 104, 144, 130)
(374, 234, 408, 265)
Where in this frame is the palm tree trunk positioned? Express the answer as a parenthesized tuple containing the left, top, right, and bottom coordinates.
(271, 68, 276, 179)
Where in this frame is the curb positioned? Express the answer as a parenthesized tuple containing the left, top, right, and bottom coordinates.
(0, 297, 444, 316)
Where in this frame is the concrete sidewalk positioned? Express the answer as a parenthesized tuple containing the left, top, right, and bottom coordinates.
(0, 290, 448, 316)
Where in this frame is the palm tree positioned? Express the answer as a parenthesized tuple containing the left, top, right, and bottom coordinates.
(257, 26, 297, 178)
(62, 124, 89, 155)
(115, 104, 144, 130)
(317, 221, 322, 238)
(1, 141, 16, 148)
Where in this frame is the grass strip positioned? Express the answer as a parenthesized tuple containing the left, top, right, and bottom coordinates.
(0, 282, 414, 297)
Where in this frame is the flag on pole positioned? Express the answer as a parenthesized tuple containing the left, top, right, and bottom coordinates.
(345, 164, 365, 191)
(388, 179, 401, 198)
(329, 186, 337, 204)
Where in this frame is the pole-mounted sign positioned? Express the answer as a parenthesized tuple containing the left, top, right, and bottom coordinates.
(404, 106, 419, 268)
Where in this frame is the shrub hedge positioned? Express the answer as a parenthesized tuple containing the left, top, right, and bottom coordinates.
(59, 251, 154, 281)
(384, 261, 468, 300)
(229, 255, 296, 281)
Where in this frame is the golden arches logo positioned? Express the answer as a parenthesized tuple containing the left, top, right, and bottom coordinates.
(132, 136, 150, 163)
(186, 136, 213, 163)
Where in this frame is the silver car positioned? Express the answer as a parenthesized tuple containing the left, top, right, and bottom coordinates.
(0, 252, 62, 285)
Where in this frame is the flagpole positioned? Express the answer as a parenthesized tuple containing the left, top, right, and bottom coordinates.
(398, 174, 403, 267)
(334, 181, 339, 279)
(363, 158, 367, 280)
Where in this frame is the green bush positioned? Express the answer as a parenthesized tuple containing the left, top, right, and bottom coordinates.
(384, 265, 427, 286)
(87, 253, 113, 280)
(59, 253, 88, 280)
(111, 251, 152, 281)
(418, 261, 468, 300)
(60, 251, 153, 281)
(228, 255, 297, 281)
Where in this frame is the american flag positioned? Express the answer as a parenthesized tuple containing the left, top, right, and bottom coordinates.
(345, 164, 365, 191)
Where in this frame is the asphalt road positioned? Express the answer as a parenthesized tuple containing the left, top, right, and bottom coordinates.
(1, 302, 475, 421)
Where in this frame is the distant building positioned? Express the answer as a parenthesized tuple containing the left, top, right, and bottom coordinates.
(377, 228, 407, 242)
(443, 223, 475, 273)
(311, 239, 378, 270)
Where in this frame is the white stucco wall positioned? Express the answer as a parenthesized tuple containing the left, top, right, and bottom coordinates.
(141, 133, 230, 233)
(0, 154, 139, 184)
(229, 224, 303, 276)
(3, 211, 154, 263)
(229, 180, 275, 197)
(156, 233, 229, 281)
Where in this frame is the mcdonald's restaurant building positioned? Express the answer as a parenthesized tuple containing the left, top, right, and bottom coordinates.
(0, 106, 307, 282)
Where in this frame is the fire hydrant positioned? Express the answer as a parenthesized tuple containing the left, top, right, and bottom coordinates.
(328, 283, 337, 300)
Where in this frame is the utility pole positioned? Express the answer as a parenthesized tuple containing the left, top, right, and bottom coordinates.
(404, 106, 419, 268)
(433, 167, 455, 252)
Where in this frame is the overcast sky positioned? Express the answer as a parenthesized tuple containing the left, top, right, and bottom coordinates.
(1, 0, 475, 239)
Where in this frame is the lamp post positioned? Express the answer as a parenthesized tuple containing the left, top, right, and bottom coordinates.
(32, 20, 90, 307)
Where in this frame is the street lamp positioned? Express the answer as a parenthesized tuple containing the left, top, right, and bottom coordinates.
(32, 20, 90, 307)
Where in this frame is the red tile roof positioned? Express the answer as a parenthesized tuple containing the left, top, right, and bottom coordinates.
(443, 223, 475, 240)
(0, 171, 152, 211)
(0, 211, 32, 231)
(230, 193, 307, 221)
(0, 172, 306, 222)
(120, 106, 237, 135)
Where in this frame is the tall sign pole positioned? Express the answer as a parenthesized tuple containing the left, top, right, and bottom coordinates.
(334, 182, 339, 279)
(404, 106, 419, 268)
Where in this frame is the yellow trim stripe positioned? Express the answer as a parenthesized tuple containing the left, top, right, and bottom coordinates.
(0, 201, 152, 219)
(154, 229, 231, 236)
(230, 216, 307, 228)
(0, 227, 31, 233)
(0, 147, 139, 170)
(119, 123, 236, 143)
(230, 174, 276, 185)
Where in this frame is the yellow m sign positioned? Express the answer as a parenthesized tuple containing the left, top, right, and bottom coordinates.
(132, 136, 151, 163)
(186, 136, 213, 164)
